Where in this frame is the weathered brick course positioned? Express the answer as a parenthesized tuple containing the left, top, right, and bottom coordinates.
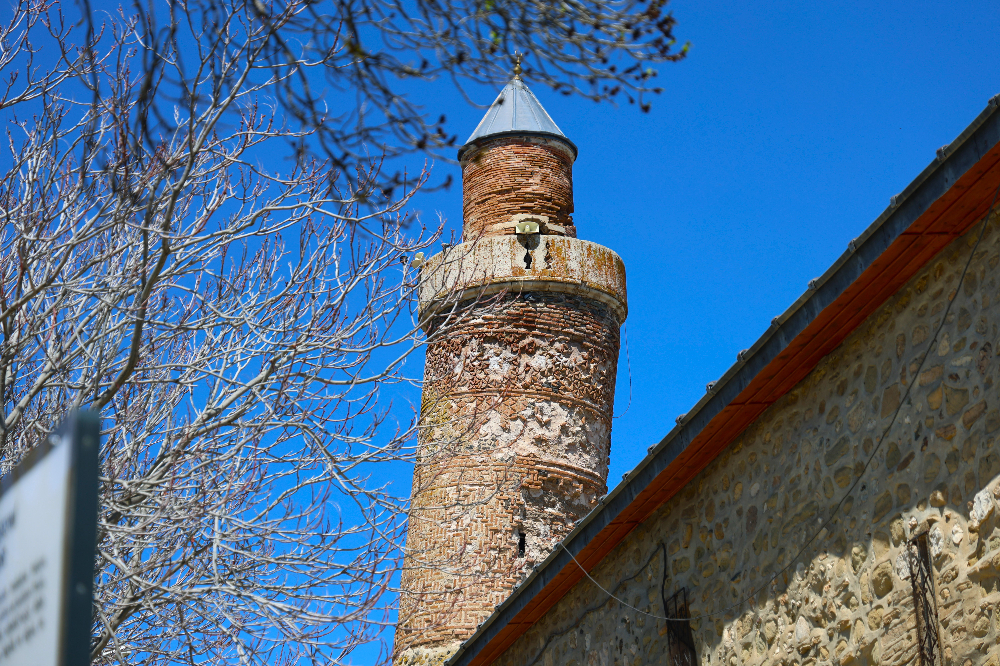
(461, 136, 575, 240)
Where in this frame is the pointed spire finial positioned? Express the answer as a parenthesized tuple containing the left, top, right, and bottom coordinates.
(512, 52, 522, 78)
(458, 67, 578, 161)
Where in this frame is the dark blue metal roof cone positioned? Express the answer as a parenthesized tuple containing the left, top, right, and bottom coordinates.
(458, 76, 578, 161)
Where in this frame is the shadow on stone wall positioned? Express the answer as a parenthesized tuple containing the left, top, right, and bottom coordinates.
(490, 210, 1000, 666)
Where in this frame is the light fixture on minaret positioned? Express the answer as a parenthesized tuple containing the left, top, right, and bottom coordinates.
(393, 63, 628, 666)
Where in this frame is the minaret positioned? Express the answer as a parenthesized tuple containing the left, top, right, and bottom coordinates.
(394, 71, 628, 666)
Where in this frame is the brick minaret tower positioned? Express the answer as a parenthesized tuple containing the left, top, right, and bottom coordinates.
(394, 72, 628, 666)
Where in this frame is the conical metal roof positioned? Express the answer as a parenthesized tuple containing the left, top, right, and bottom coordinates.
(458, 77, 578, 160)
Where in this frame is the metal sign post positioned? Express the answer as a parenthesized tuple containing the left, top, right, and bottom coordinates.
(0, 411, 100, 666)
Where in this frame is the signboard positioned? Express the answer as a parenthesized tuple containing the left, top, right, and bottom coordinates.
(0, 412, 100, 666)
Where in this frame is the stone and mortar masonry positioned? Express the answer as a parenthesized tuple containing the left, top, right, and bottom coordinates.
(492, 213, 1000, 666)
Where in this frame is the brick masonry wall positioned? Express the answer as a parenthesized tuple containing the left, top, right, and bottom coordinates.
(461, 137, 576, 240)
(491, 213, 1000, 666)
(395, 291, 622, 665)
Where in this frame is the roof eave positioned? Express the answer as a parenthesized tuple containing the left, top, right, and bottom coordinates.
(445, 92, 1000, 666)
(457, 131, 579, 162)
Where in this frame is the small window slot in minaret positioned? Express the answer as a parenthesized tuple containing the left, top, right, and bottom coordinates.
(517, 531, 526, 557)
(523, 250, 532, 269)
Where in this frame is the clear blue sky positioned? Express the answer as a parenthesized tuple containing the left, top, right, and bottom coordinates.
(399, 0, 1000, 488)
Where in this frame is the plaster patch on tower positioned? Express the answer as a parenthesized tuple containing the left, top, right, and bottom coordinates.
(485, 346, 515, 379)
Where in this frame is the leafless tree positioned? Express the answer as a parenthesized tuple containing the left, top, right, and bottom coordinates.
(0, 0, 685, 663)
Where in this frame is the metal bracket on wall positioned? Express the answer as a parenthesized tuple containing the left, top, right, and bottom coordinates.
(907, 532, 943, 666)
(663, 588, 697, 666)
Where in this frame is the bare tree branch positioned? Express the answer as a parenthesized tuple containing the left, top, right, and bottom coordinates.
(0, 0, 683, 662)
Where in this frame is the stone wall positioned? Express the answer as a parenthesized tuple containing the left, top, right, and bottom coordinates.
(395, 291, 622, 664)
(492, 214, 1000, 666)
(461, 136, 576, 240)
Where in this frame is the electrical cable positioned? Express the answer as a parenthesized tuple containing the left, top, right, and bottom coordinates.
(522, 543, 669, 666)
(614, 322, 633, 419)
(562, 179, 1000, 622)
(559, 542, 673, 620)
